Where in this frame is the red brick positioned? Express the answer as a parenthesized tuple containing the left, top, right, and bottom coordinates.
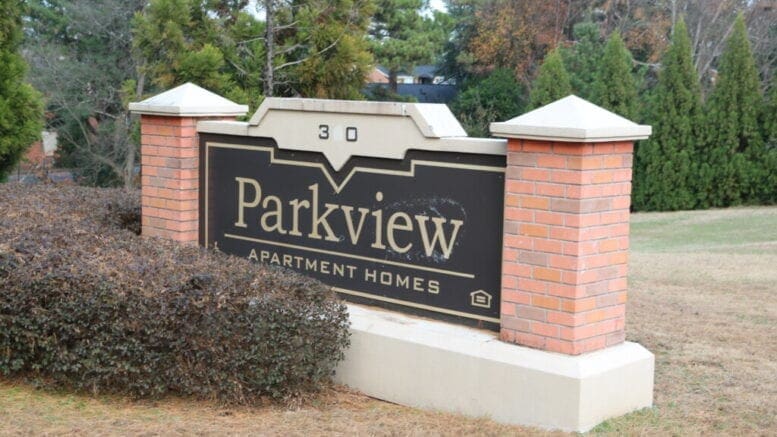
(505, 207, 533, 222)
(513, 332, 547, 349)
(501, 315, 531, 332)
(552, 143, 594, 155)
(533, 267, 562, 282)
(548, 254, 578, 270)
(521, 279, 549, 293)
(545, 338, 575, 354)
(506, 180, 534, 194)
(536, 155, 567, 169)
(518, 251, 547, 266)
(534, 211, 565, 225)
(522, 141, 553, 152)
(534, 238, 564, 254)
(503, 263, 532, 278)
(502, 290, 531, 305)
(515, 305, 547, 321)
(547, 283, 584, 298)
(520, 168, 552, 182)
(551, 170, 583, 185)
(520, 224, 549, 238)
(561, 297, 597, 312)
(531, 295, 560, 310)
(531, 321, 560, 337)
(504, 234, 532, 250)
(520, 196, 550, 210)
(502, 275, 518, 289)
(566, 156, 602, 170)
(535, 183, 565, 197)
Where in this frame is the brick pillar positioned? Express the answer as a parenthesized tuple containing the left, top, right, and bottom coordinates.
(129, 83, 248, 244)
(490, 96, 651, 355)
(139, 115, 207, 243)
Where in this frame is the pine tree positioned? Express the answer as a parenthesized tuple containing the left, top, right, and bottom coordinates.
(370, 0, 444, 93)
(632, 17, 701, 211)
(755, 77, 777, 204)
(592, 31, 638, 120)
(702, 13, 764, 206)
(0, 0, 44, 181)
(528, 48, 572, 110)
(562, 22, 604, 101)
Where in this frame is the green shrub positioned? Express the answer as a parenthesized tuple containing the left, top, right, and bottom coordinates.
(0, 184, 350, 402)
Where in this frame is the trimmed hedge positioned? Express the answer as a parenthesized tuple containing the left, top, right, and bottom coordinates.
(0, 184, 350, 402)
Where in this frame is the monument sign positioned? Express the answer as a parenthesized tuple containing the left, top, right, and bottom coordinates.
(199, 99, 507, 328)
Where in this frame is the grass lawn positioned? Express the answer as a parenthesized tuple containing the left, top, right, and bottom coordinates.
(2, 206, 776, 436)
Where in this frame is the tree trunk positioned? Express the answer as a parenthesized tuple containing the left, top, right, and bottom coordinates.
(264, 0, 274, 97)
(389, 70, 398, 93)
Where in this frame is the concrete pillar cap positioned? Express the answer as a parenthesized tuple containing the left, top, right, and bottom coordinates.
(128, 82, 248, 117)
(490, 95, 651, 143)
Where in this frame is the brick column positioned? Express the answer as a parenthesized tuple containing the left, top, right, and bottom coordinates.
(129, 83, 248, 243)
(491, 96, 651, 355)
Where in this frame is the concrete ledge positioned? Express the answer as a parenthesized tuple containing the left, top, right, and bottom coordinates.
(335, 304, 654, 432)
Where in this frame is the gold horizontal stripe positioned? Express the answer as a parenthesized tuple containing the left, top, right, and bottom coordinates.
(333, 287, 501, 324)
(223, 233, 475, 279)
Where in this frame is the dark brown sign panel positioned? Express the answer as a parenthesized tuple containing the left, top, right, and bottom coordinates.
(200, 133, 505, 329)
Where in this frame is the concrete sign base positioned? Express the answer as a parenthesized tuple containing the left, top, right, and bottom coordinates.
(336, 304, 654, 432)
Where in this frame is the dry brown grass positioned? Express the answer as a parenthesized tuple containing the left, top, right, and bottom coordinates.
(2, 206, 776, 436)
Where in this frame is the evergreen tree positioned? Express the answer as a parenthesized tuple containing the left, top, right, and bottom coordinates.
(755, 77, 777, 204)
(0, 0, 44, 181)
(291, 0, 376, 99)
(528, 48, 572, 110)
(592, 31, 638, 120)
(632, 17, 701, 211)
(370, 0, 445, 93)
(702, 13, 764, 206)
(562, 22, 604, 101)
(452, 68, 526, 137)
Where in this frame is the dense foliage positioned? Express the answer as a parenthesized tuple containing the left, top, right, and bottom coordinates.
(0, 185, 350, 402)
(451, 68, 525, 137)
(15, 1, 777, 210)
(528, 48, 572, 110)
(591, 31, 638, 120)
(633, 18, 702, 212)
(0, 0, 43, 181)
(702, 14, 769, 207)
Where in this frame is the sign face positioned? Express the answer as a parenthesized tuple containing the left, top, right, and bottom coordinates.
(200, 129, 505, 329)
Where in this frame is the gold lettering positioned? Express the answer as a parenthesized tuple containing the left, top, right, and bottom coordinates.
(260, 195, 287, 235)
(234, 177, 261, 228)
(387, 212, 413, 253)
(413, 277, 425, 292)
(305, 258, 317, 271)
(365, 268, 377, 282)
(288, 198, 310, 236)
(340, 205, 370, 245)
(307, 184, 339, 241)
(282, 254, 293, 268)
(396, 274, 410, 289)
(380, 271, 392, 285)
(428, 280, 440, 294)
(248, 248, 259, 261)
(371, 192, 386, 249)
(415, 215, 464, 259)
